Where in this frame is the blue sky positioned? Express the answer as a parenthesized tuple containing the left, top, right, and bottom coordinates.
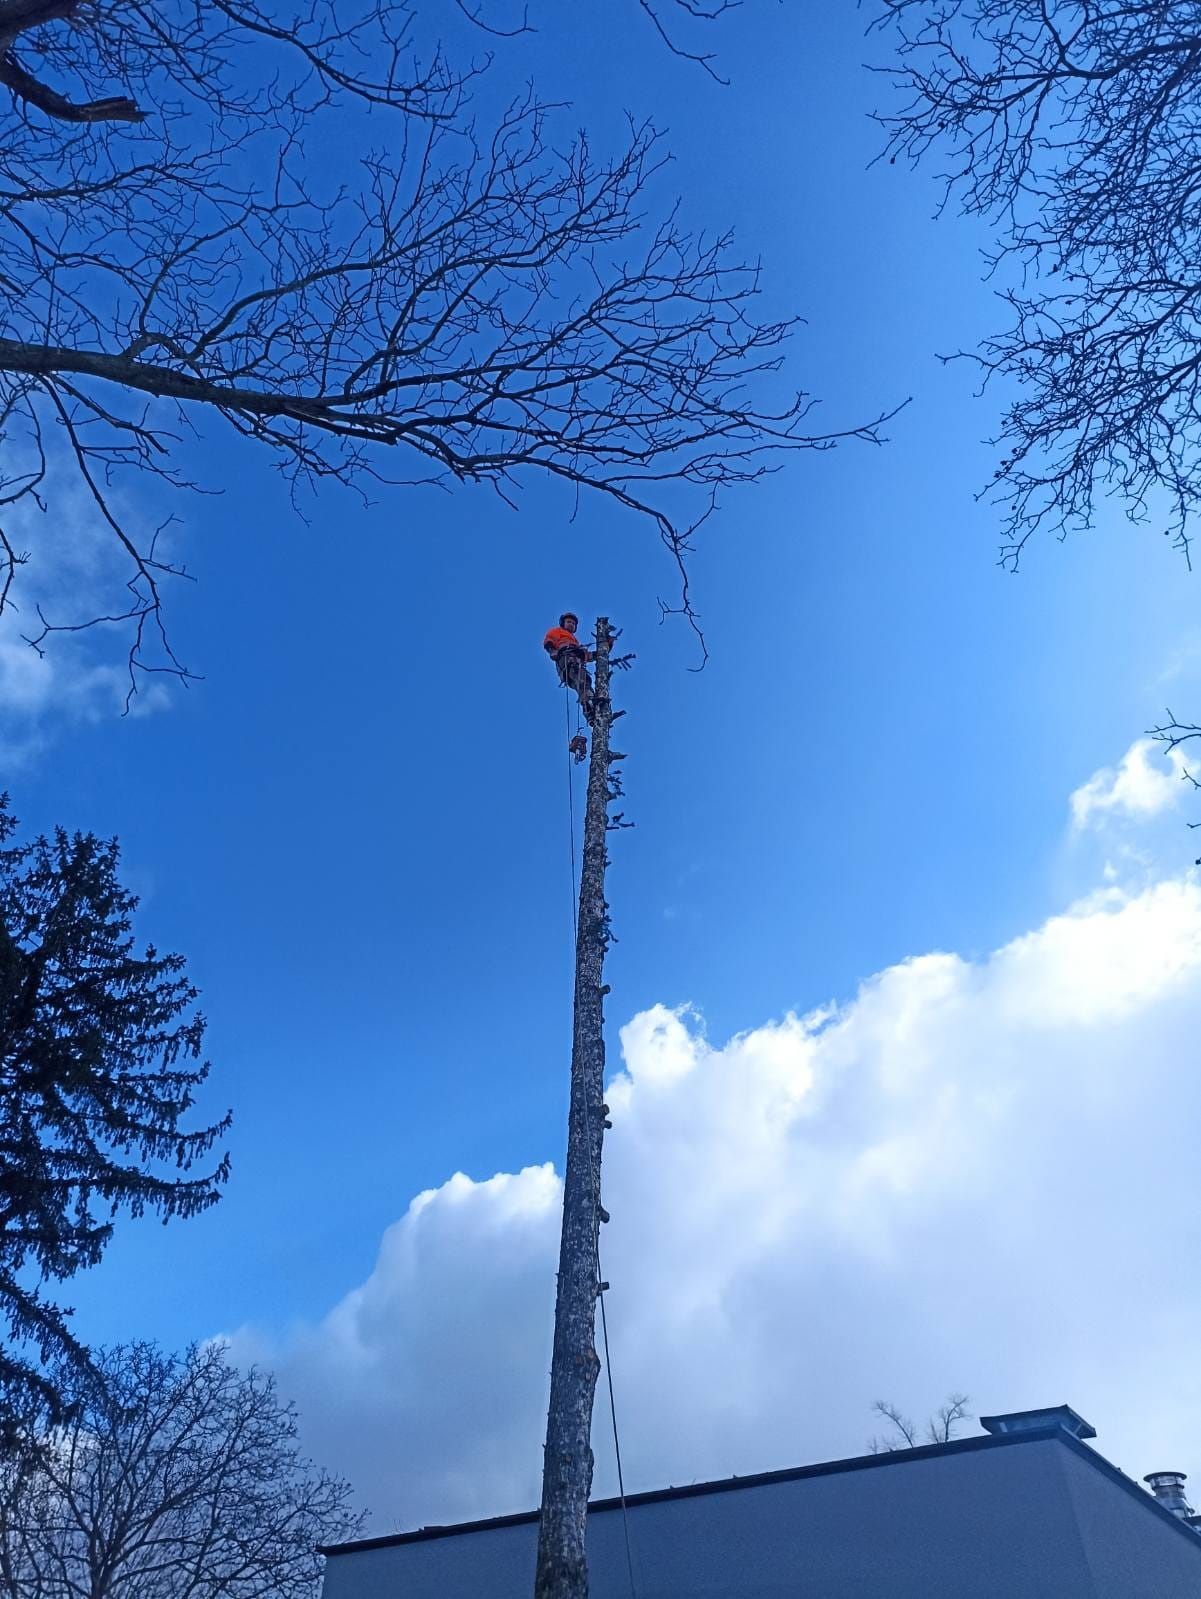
(8, 2, 1201, 1523)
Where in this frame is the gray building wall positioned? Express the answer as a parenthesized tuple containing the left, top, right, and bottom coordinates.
(322, 1436, 1201, 1598)
(1056, 1445, 1201, 1598)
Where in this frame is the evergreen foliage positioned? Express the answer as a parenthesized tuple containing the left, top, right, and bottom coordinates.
(0, 800, 229, 1434)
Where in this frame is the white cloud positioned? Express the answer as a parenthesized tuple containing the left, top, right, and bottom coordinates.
(231, 1167, 563, 1531)
(0, 471, 174, 756)
(1070, 737, 1190, 829)
(231, 857, 1201, 1535)
(0, 631, 147, 721)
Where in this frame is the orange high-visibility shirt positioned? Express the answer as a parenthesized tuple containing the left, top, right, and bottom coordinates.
(543, 626, 580, 655)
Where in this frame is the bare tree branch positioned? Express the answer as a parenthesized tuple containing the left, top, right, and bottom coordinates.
(0, 0, 890, 691)
(0, 1343, 362, 1599)
(457, 0, 745, 75)
(868, 1398, 919, 1451)
(1148, 709, 1201, 849)
(928, 1391, 972, 1444)
(0, 6, 901, 693)
(637, 0, 744, 83)
(868, 1393, 972, 1453)
(873, 1, 1201, 566)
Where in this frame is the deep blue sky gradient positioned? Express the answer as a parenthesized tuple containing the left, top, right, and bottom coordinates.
(13, 5, 1200, 1354)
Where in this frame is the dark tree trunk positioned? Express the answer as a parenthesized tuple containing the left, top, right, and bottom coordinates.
(534, 618, 618, 1599)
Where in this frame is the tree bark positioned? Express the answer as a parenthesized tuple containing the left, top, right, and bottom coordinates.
(534, 618, 616, 1599)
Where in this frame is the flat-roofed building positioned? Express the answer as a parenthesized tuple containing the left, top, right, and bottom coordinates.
(320, 1406, 1201, 1598)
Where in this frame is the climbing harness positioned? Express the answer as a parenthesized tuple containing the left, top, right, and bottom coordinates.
(553, 639, 597, 728)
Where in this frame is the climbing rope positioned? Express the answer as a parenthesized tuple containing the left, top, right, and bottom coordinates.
(561, 675, 638, 1599)
(564, 686, 579, 943)
(598, 1236, 638, 1599)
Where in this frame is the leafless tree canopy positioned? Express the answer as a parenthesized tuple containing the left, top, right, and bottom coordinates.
(868, 1392, 971, 1453)
(0, 1342, 362, 1599)
(0, 0, 887, 688)
(875, 1, 1201, 566)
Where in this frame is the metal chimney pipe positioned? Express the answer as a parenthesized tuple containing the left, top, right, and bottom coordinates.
(1144, 1472, 1195, 1519)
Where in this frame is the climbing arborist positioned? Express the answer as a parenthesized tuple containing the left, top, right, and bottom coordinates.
(544, 612, 595, 724)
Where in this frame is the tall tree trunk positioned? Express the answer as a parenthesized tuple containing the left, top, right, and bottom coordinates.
(534, 618, 618, 1599)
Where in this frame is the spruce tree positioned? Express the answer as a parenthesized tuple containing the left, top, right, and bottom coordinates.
(0, 799, 229, 1434)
